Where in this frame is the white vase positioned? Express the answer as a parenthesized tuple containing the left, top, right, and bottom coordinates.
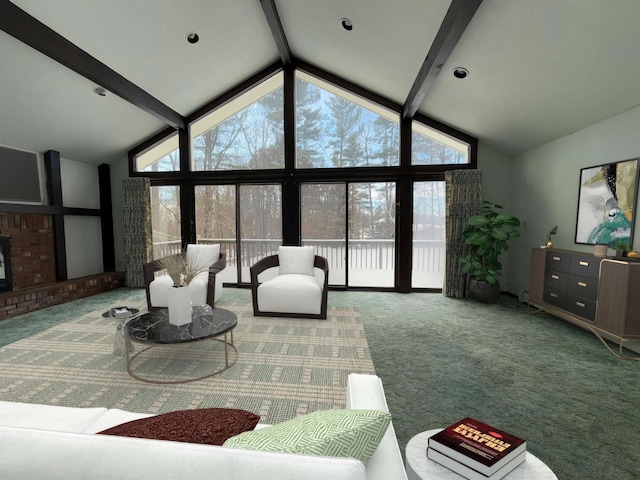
(167, 286, 192, 326)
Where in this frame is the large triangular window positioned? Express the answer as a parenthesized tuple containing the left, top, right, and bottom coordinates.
(134, 131, 180, 172)
(295, 72, 399, 168)
(412, 121, 470, 165)
(190, 73, 284, 171)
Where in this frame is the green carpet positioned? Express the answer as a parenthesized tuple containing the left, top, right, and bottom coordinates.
(1, 287, 639, 480)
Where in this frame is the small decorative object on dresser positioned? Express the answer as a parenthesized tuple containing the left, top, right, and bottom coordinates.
(609, 239, 631, 257)
(545, 225, 558, 248)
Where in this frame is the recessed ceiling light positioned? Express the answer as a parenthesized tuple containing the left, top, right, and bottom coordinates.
(186, 32, 199, 44)
(453, 67, 469, 79)
(94, 87, 107, 97)
(341, 18, 353, 31)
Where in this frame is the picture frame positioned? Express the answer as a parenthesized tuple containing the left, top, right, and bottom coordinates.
(575, 158, 639, 246)
(0, 236, 13, 292)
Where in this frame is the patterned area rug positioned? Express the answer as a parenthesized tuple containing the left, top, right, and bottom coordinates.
(0, 298, 374, 425)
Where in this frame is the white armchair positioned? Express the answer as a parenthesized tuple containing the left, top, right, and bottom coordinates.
(250, 246, 329, 320)
(143, 244, 226, 310)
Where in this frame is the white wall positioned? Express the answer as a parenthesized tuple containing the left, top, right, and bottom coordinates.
(476, 142, 517, 293)
(509, 104, 640, 297)
(64, 216, 103, 278)
(60, 158, 103, 278)
(60, 158, 100, 209)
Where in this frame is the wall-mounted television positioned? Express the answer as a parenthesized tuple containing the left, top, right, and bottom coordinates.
(0, 145, 45, 204)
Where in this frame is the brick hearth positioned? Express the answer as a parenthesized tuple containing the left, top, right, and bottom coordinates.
(0, 272, 125, 320)
(0, 213, 124, 321)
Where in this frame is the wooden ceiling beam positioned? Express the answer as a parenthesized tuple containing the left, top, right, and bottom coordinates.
(260, 0, 293, 67)
(0, 0, 186, 130)
(402, 0, 483, 121)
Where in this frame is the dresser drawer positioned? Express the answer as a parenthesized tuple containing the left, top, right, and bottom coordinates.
(543, 287, 568, 309)
(546, 250, 571, 273)
(567, 274, 598, 301)
(569, 254, 601, 279)
(544, 269, 569, 290)
(565, 295, 597, 322)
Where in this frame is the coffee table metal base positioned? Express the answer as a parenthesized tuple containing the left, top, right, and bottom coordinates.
(125, 331, 238, 384)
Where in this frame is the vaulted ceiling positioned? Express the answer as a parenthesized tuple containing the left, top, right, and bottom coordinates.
(1, 0, 640, 165)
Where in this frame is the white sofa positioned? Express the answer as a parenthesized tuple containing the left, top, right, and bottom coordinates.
(0, 374, 407, 480)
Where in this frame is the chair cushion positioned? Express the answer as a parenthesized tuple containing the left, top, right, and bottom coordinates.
(278, 246, 315, 276)
(186, 244, 220, 269)
(257, 274, 322, 314)
(150, 271, 223, 307)
(223, 409, 391, 464)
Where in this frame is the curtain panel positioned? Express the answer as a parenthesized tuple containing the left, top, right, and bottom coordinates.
(123, 177, 152, 288)
(444, 169, 482, 298)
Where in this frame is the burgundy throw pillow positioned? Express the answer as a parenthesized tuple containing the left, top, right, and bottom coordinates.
(98, 408, 260, 446)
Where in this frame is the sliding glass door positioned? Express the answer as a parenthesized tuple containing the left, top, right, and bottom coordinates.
(412, 181, 446, 288)
(301, 182, 396, 288)
(195, 185, 237, 282)
(150, 185, 181, 259)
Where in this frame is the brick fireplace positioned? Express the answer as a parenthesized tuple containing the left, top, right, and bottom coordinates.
(0, 213, 124, 320)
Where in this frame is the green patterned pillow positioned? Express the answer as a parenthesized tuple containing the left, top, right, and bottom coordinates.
(222, 409, 391, 464)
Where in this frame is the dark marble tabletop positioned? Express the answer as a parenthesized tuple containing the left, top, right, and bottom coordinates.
(124, 306, 237, 344)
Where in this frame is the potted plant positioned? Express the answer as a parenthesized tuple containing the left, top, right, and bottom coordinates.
(459, 201, 521, 303)
(609, 239, 631, 257)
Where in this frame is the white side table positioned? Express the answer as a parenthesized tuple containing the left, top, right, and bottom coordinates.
(406, 429, 558, 480)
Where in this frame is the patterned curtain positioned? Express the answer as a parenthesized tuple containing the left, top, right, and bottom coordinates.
(444, 169, 482, 298)
(123, 178, 152, 288)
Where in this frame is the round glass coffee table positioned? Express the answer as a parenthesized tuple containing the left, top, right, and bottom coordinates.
(123, 306, 238, 384)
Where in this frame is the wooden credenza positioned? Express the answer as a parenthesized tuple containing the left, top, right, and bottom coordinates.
(529, 248, 640, 354)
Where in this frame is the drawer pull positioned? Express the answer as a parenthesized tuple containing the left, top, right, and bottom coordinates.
(552, 256, 561, 261)
(550, 293, 558, 298)
(576, 302, 585, 308)
(577, 281, 587, 287)
(552, 275, 559, 280)
(579, 261, 589, 266)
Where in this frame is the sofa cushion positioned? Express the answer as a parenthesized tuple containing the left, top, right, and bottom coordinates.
(223, 409, 391, 464)
(0, 400, 108, 433)
(278, 246, 315, 276)
(98, 408, 259, 446)
(257, 273, 323, 314)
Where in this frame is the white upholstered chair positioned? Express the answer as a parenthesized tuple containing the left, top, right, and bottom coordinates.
(250, 246, 329, 320)
(143, 244, 226, 310)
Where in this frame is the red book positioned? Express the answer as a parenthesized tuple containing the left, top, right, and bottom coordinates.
(428, 418, 527, 477)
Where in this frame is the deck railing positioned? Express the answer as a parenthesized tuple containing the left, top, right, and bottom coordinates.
(152, 238, 445, 274)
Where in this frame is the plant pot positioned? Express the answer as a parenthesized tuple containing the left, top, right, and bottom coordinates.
(468, 277, 501, 304)
(167, 286, 192, 326)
